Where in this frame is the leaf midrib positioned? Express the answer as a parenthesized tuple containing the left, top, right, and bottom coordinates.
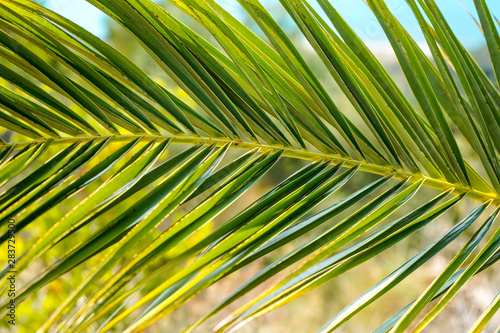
(2, 134, 498, 205)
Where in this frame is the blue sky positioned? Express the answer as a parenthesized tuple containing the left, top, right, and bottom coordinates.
(45, 0, 500, 50)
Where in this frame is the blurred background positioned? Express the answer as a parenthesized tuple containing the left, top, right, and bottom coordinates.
(2, 0, 500, 332)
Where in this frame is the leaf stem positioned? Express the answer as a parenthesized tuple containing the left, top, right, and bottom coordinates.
(2, 135, 498, 205)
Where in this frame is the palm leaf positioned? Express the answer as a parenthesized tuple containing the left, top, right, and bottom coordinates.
(0, 0, 499, 331)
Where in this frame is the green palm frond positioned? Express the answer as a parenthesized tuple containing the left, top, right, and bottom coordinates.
(1, 0, 500, 331)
